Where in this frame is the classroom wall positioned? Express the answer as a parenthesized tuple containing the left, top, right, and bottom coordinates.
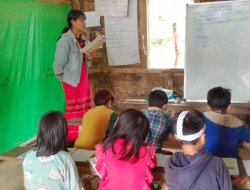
(0, 0, 70, 153)
(77, 0, 184, 111)
(77, 0, 250, 127)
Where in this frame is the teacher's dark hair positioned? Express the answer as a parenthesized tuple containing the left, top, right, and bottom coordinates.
(36, 111, 68, 157)
(67, 9, 86, 28)
(57, 26, 69, 41)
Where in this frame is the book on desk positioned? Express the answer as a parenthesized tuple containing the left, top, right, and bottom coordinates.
(17, 147, 95, 162)
(222, 158, 239, 176)
(9, 146, 249, 177)
(155, 152, 240, 176)
(69, 148, 95, 162)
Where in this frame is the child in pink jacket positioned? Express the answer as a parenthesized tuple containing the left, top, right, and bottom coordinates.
(95, 108, 156, 190)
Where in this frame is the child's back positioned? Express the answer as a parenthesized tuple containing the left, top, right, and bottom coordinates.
(23, 150, 82, 190)
(141, 108, 172, 150)
(166, 150, 231, 190)
(96, 139, 155, 190)
(75, 105, 115, 149)
(75, 89, 117, 150)
(95, 109, 156, 190)
(164, 111, 234, 190)
(23, 111, 83, 190)
(203, 111, 250, 158)
(203, 87, 250, 158)
(141, 90, 173, 151)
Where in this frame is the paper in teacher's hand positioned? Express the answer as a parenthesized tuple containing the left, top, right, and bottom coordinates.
(81, 35, 105, 54)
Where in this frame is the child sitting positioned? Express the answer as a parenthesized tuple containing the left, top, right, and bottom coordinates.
(141, 90, 173, 152)
(95, 108, 156, 190)
(74, 89, 117, 150)
(203, 86, 250, 158)
(23, 111, 83, 190)
(164, 110, 234, 190)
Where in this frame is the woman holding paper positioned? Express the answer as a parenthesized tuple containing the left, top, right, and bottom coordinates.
(53, 9, 94, 142)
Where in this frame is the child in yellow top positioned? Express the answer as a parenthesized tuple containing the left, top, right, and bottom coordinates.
(74, 89, 117, 150)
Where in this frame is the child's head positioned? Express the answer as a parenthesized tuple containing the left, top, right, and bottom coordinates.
(173, 111, 205, 147)
(207, 86, 231, 112)
(94, 89, 115, 107)
(148, 90, 168, 109)
(103, 108, 150, 163)
(36, 111, 68, 157)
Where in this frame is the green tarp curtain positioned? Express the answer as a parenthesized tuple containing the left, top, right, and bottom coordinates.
(0, 0, 70, 153)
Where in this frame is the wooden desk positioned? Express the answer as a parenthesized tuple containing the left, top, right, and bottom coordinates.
(0, 147, 98, 190)
(0, 159, 24, 190)
(120, 99, 250, 126)
(122, 99, 250, 115)
(1, 146, 250, 190)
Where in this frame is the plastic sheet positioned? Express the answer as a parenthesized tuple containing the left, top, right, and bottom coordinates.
(0, 0, 70, 153)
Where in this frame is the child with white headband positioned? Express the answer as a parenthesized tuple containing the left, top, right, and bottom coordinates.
(162, 110, 234, 190)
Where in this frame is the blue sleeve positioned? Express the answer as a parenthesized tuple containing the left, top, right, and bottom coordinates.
(240, 126, 250, 142)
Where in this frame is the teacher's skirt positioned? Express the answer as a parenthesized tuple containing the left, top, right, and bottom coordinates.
(63, 64, 92, 142)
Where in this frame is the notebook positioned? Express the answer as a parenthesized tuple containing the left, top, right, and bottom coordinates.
(222, 158, 239, 176)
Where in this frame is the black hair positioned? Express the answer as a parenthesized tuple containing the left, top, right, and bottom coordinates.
(173, 110, 204, 145)
(148, 90, 168, 108)
(207, 86, 231, 112)
(36, 111, 68, 157)
(94, 89, 115, 106)
(57, 26, 69, 41)
(67, 9, 86, 28)
(102, 109, 150, 163)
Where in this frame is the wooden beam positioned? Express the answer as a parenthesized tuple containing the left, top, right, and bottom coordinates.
(41, 0, 71, 4)
(88, 68, 184, 75)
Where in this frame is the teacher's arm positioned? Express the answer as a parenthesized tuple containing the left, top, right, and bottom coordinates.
(53, 38, 70, 80)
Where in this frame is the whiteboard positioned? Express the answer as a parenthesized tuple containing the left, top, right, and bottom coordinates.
(185, 0, 250, 103)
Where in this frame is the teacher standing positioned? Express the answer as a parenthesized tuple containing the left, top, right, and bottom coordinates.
(53, 10, 93, 128)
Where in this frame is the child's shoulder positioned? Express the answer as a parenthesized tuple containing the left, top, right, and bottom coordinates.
(142, 144, 156, 156)
(23, 149, 36, 160)
(204, 111, 244, 128)
(143, 108, 170, 116)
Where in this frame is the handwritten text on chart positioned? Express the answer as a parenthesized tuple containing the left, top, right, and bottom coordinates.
(191, 3, 250, 29)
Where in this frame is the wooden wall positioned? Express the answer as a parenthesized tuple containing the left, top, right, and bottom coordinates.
(43, 0, 250, 125)
(68, 0, 184, 113)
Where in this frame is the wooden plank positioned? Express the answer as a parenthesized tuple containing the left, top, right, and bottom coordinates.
(41, 0, 71, 4)
(89, 68, 184, 74)
(122, 99, 250, 115)
(0, 160, 24, 190)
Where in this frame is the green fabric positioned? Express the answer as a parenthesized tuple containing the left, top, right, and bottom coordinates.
(0, 0, 70, 153)
(105, 112, 118, 137)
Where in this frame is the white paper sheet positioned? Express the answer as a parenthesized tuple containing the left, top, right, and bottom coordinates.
(95, 0, 128, 17)
(222, 158, 239, 176)
(85, 12, 100, 27)
(69, 148, 95, 162)
(243, 160, 250, 176)
(105, 0, 140, 66)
